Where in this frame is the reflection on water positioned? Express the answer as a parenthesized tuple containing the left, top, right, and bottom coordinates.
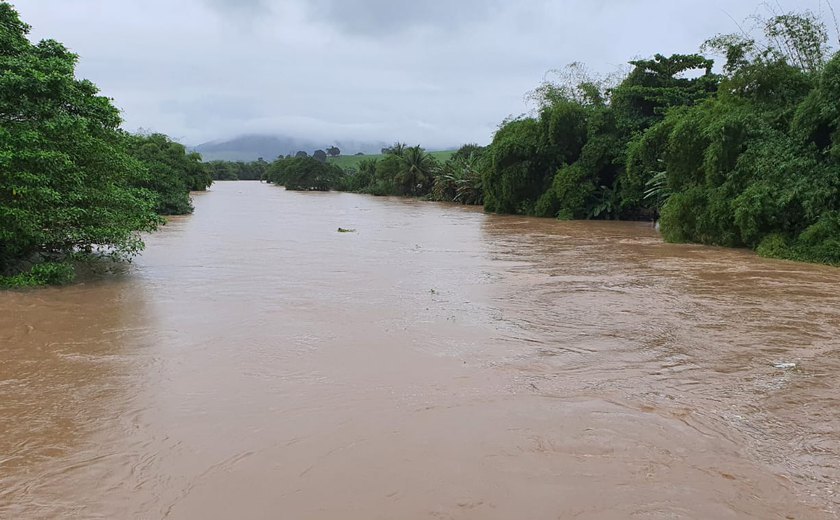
(1, 182, 838, 519)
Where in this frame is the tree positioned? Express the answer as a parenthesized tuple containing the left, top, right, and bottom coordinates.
(126, 133, 211, 215)
(295, 150, 308, 158)
(703, 10, 833, 76)
(610, 53, 718, 134)
(451, 143, 485, 162)
(344, 158, 377, 192)
(326, 146, 341, 157)
(381, 142, 406, 156)
(432, 151, 484, 205)
(0, 4, 160, 279)
(396, 146, 438, 196)
(313, 149, 327, 163)
(265, 156, 343, 191)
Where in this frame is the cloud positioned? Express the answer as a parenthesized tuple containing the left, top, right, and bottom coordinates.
(304, 0, 504, 35)
(12, 0, 818, 148)
(202, 0, 270, 15)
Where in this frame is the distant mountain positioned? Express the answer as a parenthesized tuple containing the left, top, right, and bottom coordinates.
(192, 135, 389, 162)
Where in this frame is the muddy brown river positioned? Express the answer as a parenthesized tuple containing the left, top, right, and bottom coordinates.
(1, 181, 839, 519)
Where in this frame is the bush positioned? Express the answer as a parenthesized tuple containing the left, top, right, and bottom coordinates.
(0, 262, 75, 289)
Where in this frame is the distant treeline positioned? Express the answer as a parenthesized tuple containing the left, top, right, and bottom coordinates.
(205, 159, 269, 181)
(251, 9, 840, 266)
(0, 4, 212, 287)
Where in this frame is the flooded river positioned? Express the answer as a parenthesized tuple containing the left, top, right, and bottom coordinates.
(1, 181, 839, 519)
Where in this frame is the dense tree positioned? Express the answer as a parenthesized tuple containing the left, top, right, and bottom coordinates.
(431, 147, 484, 205)
(265, 156, 344, 191)
(343, 158, 377, 192)
(331, 143, 442, 197)
(126, 133, 211, 215)
(313, 149, 327, 163)
(627, 11, 839, 264)
(0, 4, 160, 281)
(450, 143, 485, 163)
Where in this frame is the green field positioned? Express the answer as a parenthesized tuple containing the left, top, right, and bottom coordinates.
(328, 150, 455, 170)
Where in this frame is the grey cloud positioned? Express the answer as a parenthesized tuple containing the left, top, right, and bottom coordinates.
(13, 0, 818, 148)
(203, 0, 269, 13)
(305, 0, 504, 35)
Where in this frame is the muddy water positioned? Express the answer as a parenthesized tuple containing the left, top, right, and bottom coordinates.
(1, 182, 839, 519)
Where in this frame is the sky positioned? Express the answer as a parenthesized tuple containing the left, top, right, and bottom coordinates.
(13, 0, 831, 149)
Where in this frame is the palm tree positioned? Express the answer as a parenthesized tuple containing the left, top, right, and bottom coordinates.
(397, 146, 437, 196)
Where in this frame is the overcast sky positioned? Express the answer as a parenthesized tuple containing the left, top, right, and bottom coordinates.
(14, 0, 827, 148)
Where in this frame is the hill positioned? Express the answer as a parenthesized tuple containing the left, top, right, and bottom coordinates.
(193, 135, 389, 162)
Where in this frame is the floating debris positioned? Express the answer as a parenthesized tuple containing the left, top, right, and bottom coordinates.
(337, 228, 356, 233)
(773, 362, 797, 370)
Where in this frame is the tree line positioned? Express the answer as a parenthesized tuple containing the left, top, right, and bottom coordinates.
(251, 8, 840, 266)
(0, 4, 211, 287)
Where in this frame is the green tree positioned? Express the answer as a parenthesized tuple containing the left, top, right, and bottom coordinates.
(126, 133, 210, 215)
(0, 4, 160, 279)
(265, 156, 344, 191)
(395, 145, 438, 196)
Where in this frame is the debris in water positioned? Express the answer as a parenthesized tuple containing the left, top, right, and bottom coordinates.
(337, 228, 356, 233)
(773, 362, 797, 370)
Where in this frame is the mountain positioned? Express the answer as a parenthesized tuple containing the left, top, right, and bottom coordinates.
(192, 135, 389, 162)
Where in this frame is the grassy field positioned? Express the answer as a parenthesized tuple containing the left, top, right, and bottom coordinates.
(328, 150, 455, 170)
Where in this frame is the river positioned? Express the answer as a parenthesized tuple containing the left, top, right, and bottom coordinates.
(1, 181, 838, 519)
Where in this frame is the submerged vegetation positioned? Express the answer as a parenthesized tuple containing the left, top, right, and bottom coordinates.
(0, 4, 210, 287)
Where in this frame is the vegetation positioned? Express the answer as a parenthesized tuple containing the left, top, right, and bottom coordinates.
(335, 143, 446, 197)
(264, 156, 345, 191)
(476, 7, 839, 266)
(635, 10, 840, 265)
(3, 1, 838, 282)
(0, 4, 208, 288)
(126, 133, 212, 215)
(323, 8, 838, 266)
(327, 150, 454, 170)
(205, 159, 269, 181)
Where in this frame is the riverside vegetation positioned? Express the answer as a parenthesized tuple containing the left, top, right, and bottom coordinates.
(0, 4, 211, 288)
(257, 9, 840, 267)
(2, 5, 839, 290)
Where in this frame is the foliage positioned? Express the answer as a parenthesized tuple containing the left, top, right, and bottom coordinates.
(482, 53, 714, 219)
(126, 133, 211, 215)
(395, 146, 437, 196)
(610, 53, 718, 134)
(431, 145, 484, 205)
(329, 143, 444, 197)
(472, 7, 839, 266)
(0, 3, 161, 280)
(703, 9, 832, 75)
(205, 158, 268, 181)
(265, 156, 344, 191)
(645, 49, 840, 263)
(0, 261, 75, 289)
(328, 149, 454, 170)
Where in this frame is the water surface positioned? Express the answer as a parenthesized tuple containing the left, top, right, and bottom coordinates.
(1, 181, 838, 519)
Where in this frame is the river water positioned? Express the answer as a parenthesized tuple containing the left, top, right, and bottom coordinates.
(1, 181, 838, 519)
